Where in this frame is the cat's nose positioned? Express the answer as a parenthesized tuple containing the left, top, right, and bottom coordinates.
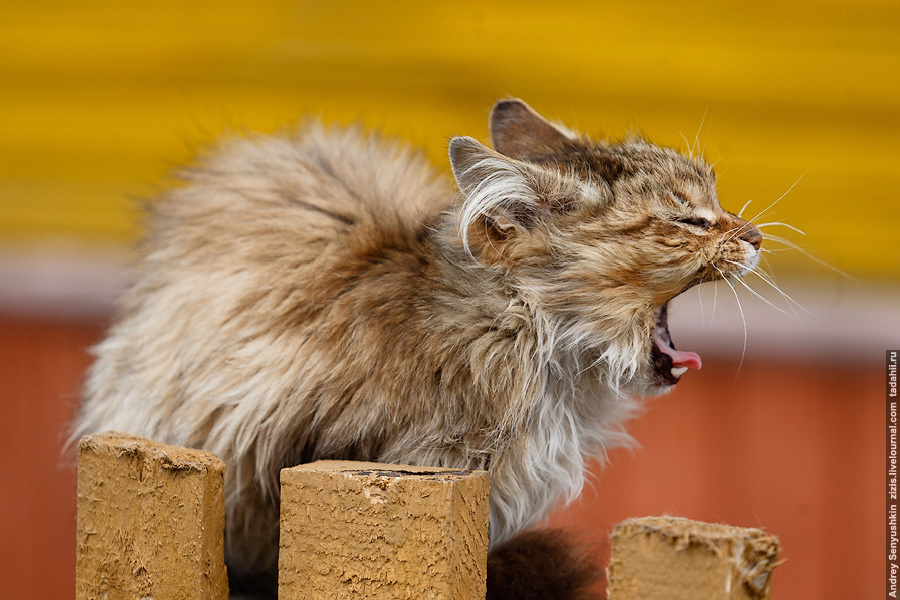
(739, 226, 762, 251)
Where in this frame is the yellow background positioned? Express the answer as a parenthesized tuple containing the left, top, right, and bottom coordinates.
(2, 0, 898, 279)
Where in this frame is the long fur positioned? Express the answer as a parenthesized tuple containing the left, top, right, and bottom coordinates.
(74, 99, 762, 594)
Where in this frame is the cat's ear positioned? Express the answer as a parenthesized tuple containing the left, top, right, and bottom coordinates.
(449, 136, 550, 253)
(489, 99, 576, 161)
(449, 135, 524, 198)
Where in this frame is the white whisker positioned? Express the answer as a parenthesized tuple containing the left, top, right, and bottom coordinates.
(713, 265, 746, 379)
(724, 219, 756, 243)
(725, 260, 814, 319)
(756, 254, 779, 288)
(678, 132, 693, 158)
(692, 108, 708, 159)
(712, 278, 719, 323)
(754, 252, 776, 275)
(727, 271, 792, 316)
(761, 234, 856, 280)
(760, 233, 801, 247)
(748, 169, 809, 224)
(720, 225, 742, 239)
(756, 221, 806, 236)
(750, 258, 778, 285)
(726, 260, 803, 321)
(696, 282, 705, 326)
(737, 199, 753, 219)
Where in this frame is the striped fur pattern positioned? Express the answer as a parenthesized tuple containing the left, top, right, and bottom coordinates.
(74, 99, 761, 588)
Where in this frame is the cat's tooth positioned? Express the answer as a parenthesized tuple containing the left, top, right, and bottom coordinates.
(671, 366, 688, 378)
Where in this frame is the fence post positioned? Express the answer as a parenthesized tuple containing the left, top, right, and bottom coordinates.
(279, 460, 490, 599)
(606, 516, 782, 600)
(75, 432, 228, 600)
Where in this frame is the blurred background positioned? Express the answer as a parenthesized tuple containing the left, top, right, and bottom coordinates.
(1, 1, 896, 597)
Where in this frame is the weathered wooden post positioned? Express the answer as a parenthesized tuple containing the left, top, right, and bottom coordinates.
(279, 460, 490, 599)
(75, 432, 228, 600)
(606, 516, 782, 600)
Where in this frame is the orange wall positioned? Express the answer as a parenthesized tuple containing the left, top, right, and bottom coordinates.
(0, 317, 882, 599)
(0, 319, 97, 599)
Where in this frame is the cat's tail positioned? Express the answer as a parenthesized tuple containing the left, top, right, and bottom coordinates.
(486, 529, 605, 600)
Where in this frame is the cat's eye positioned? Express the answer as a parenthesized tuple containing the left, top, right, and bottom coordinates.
(676, 217, 712, 230)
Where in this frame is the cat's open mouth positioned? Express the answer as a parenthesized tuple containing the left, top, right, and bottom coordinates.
(651, 303, 702, 386)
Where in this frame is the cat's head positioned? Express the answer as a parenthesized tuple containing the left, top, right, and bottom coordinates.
(449, 99, 761, 395)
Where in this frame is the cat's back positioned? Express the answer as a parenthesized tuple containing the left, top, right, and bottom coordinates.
(152, 122, 448, 267)
(130, 122, 452, 321)
(78, 123, 450, 441)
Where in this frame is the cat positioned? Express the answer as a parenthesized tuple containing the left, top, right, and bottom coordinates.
(74, 99, 761, 597)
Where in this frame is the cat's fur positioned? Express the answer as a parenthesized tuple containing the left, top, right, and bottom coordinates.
(74, 99, 761, 594)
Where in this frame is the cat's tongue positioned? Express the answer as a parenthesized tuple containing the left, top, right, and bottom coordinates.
(653, 329, 703, 370)
(665, 347, 703, 370)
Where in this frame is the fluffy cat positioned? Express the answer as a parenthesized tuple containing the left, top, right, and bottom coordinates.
(74, 99, 761, 596)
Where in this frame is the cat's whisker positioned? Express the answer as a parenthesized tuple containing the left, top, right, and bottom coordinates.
(747, 169, 809, 224)
(721, 223, 744, 238)
(696, 283, 705, 326)
(742, 261, 780, 288)
(712, 278, 719, 324)
(720, 217, 757, 242)
(692, 108, 708, 159)
(678, 132, 693, 159)
(761, 234, 856, 280)
(727, 260, 812, 321)
(736, 278, 788, 316)
(725, 259, 813, 319)
(713, 266, 747, 379)
(756, 221, 806, 236)
(752, 272, 809, 321)
(723, 220, 756, 244)
(756, 252, 777, 277)
(737, 199, 753, 219)
(755, 254, 782, 298)
(760, 233, 802, 247)
(724, 267, 792, 316)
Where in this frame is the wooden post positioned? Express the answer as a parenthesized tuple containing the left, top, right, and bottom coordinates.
(279, 460, 490, 599)
(75, 432, 228, 600)
(606, 516, 782, 600)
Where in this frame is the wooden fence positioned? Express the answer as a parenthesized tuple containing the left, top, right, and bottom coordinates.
(75, 432, 780, 599)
